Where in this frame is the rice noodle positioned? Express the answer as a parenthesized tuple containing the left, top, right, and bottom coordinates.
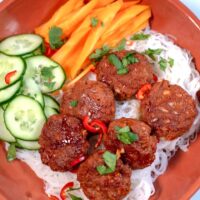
(14, 30, 200, 200)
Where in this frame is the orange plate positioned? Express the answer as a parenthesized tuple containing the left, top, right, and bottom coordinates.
(0, 0, 200, 200)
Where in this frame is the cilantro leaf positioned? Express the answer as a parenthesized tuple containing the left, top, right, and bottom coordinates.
(96, 151, 117, 175)
(131, 33, 150, 40)
(69, 194, 83, 200)
(108, 54, 123, 70)
(70, 100, 78, 107)
(168, 57, 174, 67)
(49, 26, 64, 49)
(91, 17, 99, 27)
(144, 48, 163, 60)
(159, 57, 168, 71)
(44, 81, 56, 90)
(7, 144, 16, 162)
(89, 45, 110, 61)
(41, 66, 57, 80)
(115, 38, 126, 51)
(117, 68, 128, 75)
(115, 126, 139, 144)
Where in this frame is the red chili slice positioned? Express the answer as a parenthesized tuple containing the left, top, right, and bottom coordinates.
(153, 74, 158, 82)
(49, 195, 59, 200)
(5, 70, 17, 85)
(44, 42, 57, 57)
(83, 116, 99, 133)
(70, 156, 86, 167)
(60, 182, 74, 200)
(135, 83, 152, 100)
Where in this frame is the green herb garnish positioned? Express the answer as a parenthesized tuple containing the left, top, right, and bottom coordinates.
(7, 143, 16, 162)
(168, 57, 174, 67)
(41, 66, 57, 80)
(91, 17, 99, 27)
(70, 100, 78, 107)
(115, 38, 126, 51)
(159, 57, 168, 71)
(89, 45, 110, 61)
(44, 82, 56, 90)
(115, 126, 138, 144)
(117, 68, 128, 75)
(108, 54, 123, 70)
(131, 33, 150, 40)
(49, 26, 64, 49)
(96, 151, 117, 175)
(69, 194, 83, 200)
(144, 48, 162, 60)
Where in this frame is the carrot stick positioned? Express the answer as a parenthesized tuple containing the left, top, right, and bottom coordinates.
(101, 5, 149, 42)
(121, 0, 141, 10)
(35, 0, 79, 37)
(69, 0, 123, 78)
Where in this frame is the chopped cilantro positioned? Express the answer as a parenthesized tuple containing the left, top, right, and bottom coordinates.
(49, 26, 64, 49)
(89, 45, 110, 61)
(41, 66, 57, 80)
(96, 151, 117, 175)
(131, 33, 150, 40)
(168, 57, 174, 67)
(115, 126, 138, 144)
(108, 54, 123, 70)
(117, 68, 128, 75)
(7, 143, 16, 162)
(70, 100, 78, 107)
(91, 17, 99, 27)
(159, 57, 168, 71)
(144, 48, 162, 60)
(115, 38, 126, 51)
(44, 81, 56, 90)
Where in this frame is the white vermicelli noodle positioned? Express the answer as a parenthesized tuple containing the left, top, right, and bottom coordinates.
(13, 30, 200, 200)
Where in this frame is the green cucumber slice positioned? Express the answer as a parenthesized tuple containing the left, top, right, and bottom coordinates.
(44, 106, 59, 118)
(25, 55, 66, 93)
(16, 139, 40, 150)
(0, 80, 21, 104)
(43, 94, 59, 110)
(0, 53, 26, 89)
(4, 95, 46, 141)
(0, 34, 43, 56)
(0, 107, 16, 142)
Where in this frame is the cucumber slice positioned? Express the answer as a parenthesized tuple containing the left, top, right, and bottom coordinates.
(0, 53, 26, 89)
(2, 103, 8, 110)
(0, 107, 16, 142)
(4, 95, 46, 141)
(0, 80, 21, 104)
(0, 34, 43, 56)
(44, 94, 59, 110)
(25, 55, 66, 93)
(21, 78, 44, 107)
(16, 139, 40, 150)
(44, 106, 58, 118)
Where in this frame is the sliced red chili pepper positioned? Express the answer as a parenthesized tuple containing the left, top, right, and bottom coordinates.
(90, 120, 107, 148)
(5, 70, 17, 85)
(44, 42, 57, 57)
(60, 182, 74, 200)
(153, 74, 158, 82)
(49, 195, 59, 200)
(135, 83, 152, 100)
(83, 116, 99, 133)
(70, 156, 86, 167)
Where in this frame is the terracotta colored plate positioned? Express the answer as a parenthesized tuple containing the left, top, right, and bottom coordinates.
(0, 0, 200, 200)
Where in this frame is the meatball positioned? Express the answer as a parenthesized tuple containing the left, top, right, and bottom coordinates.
(96, 50, 154, 100)
(77, 150, 131, 200)
(39, 114, 89, 171)
(141, 80, 197, 140)
(60, 80, 115, 123)
(104, 118, 157, 169)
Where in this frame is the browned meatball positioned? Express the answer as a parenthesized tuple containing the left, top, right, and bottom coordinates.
(96, 50, 154, 100)
(60, 80, 115, 123)
(77, 150, 131, 200)
(141, 80, 197, 140)
(104, 118, 157, 169)
(39, 114, 89, 171)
